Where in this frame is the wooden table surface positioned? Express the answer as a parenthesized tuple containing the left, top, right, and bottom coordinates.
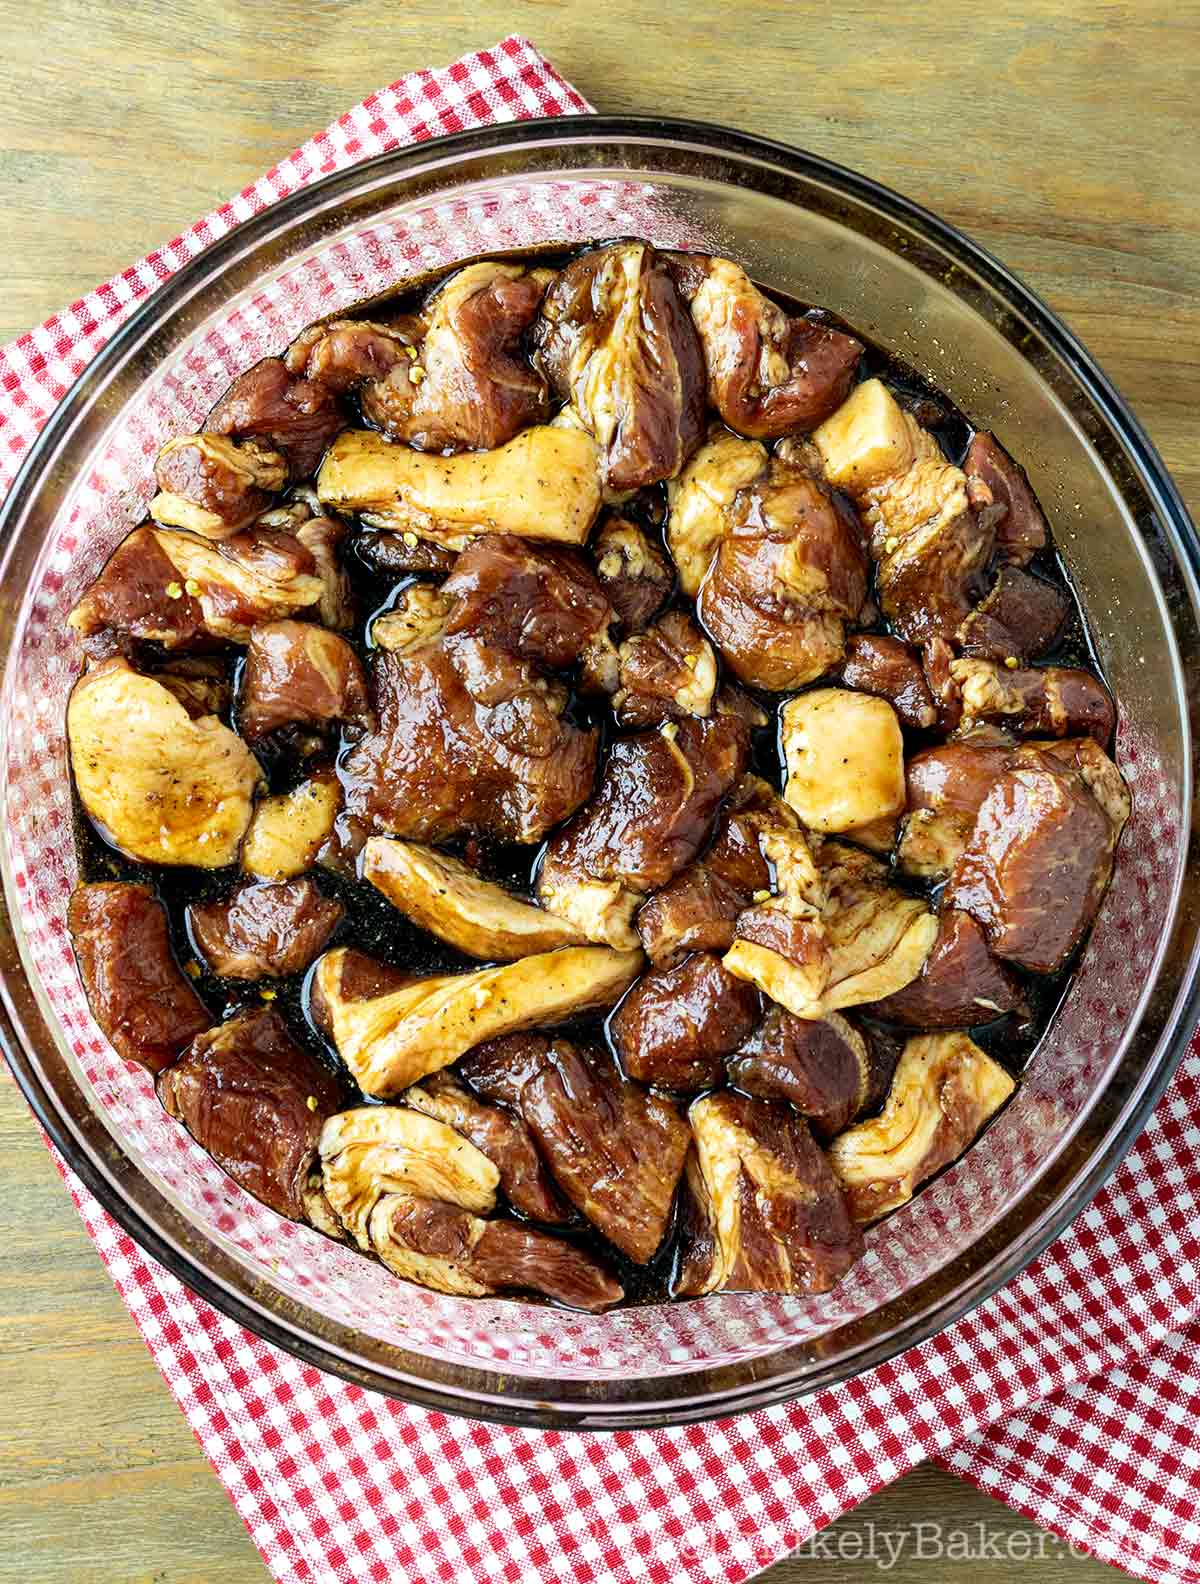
(0, 2, 1195, 1580)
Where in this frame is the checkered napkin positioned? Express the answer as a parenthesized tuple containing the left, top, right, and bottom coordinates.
(4, 37, 1200, 1584)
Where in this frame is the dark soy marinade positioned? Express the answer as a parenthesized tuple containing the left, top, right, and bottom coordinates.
(74, 241, 1114, 1303)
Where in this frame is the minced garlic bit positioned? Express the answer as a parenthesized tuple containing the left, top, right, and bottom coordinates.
(597, 551, 623, 579)
(405, 345, 418, 359)
(660, 721, 679, 742)
(1004, 655, 1020, 670)
(306, 1095, 318, 1112)
(259, 987, 277, 1001)
(184, 578, 201, 596)
(683, 653, 698, 669)
(752, 888, 772, 903)
(409, 365, 427, 384)
(183, 960, 202, 979)
(402, 531, 419, 548)
(884, 535, 899, 554)
(165, 581, 183, 599)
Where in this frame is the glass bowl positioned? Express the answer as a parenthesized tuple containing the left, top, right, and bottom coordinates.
(2, 117, 1198, 1431)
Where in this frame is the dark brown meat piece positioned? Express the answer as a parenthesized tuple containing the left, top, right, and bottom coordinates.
(590, 515, 673, 632)
(378, 1196, 622, 1311)
(68, 883, 211, 1073)
(441, 534, 612, 671)
(870, 909, 1026, 1028)
(964, 431, 1049, 567)
(613, 611, 716, 728)
(609, 952, 760, 1091)
(697, 462, 867, 690)
(877, 502, 994, 646)
(727, 1007, 898, 1139)
(186, 879, 344, 980)
(354, 530, 457, 579)
(152, 434, 287, 537)
(536, 715, 748, 945)
(340, 638, 597, 845)
(952, 658, 1116, 745)
(67, 527, 214, 655)
(921, 635, 964, 733)
(406, 1070, 566, 1224)
(958, 567, 1069, 661)
(944, 757, 1118, 973)
(635, 865, 745, 967)
(156, 1007, 341, 1219)
(534, 242, 707, 490)
(519, 1042, 691, 1263)
(457, 1032, 559, 1110)
(154, 657, 231, 719)
(238, 619, 368, 744)
(290, 266, 549, 452)
(67, 524, 326, 653)
(897, 739, 1015, 879)
(669, 253, 862, 437)
(208, 356, 347, 478)
(840, 633, 937, 730)
(682, 1091, 864, 1294)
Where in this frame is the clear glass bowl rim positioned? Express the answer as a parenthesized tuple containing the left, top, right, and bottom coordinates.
(1, 114, 1199, 1430)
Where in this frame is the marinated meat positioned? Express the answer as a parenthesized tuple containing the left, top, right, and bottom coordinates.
(943, 755, 1119, 973)
(963, 431, 1049, 567)
(828, 1032, 1016, 1222)
(727, 1007, 898, 1138)
(150, 434, 287, 538)
(589, 514, 673, 632)
(340, 637, 597, 845)
(458, 1032, 561, 1110)
(839, 633, 937, 730)
(157, 1007, 341, 1219)
(67, 523, 325, 653)
(208, 355, 346, 479)
(440, 534, 613, 672)
(950, 658, 1116, 745)
(612, 611, 717, 727)
(289, 263, 550, 451)
(870, 908, 1025, 1027)
(957, 567, 1069, 661)
(697, 462, 868, 691)
(534, 241, 707, 491)
(669, 254, 862, 437)
(635, 864, 746, 967)
(681, 1092, 863, 1294)
(369, 1195, 623, 1309)
(896, 739, 1015, 880)
(68, 883, 211, 1073)
(665, 427, 768, 597)
(354, 529, 457, 579)
(536, 714, 749, 948)
(187, 878, 344, 980)
(813, 378, 992, 643)
(405, 1071, 566, 1224)
(610, 951, 761, 1091)
(519, 1042, 691, 1263)
(238, 619, 368, 743)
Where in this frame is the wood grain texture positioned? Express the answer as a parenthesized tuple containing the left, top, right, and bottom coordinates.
(0, 0, 1195, 1579)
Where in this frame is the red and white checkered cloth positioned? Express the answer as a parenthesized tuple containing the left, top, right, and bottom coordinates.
(3, 37, 1200, 1584)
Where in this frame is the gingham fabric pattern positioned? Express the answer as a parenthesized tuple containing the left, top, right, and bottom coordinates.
(4, 39, 1200, 1584)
